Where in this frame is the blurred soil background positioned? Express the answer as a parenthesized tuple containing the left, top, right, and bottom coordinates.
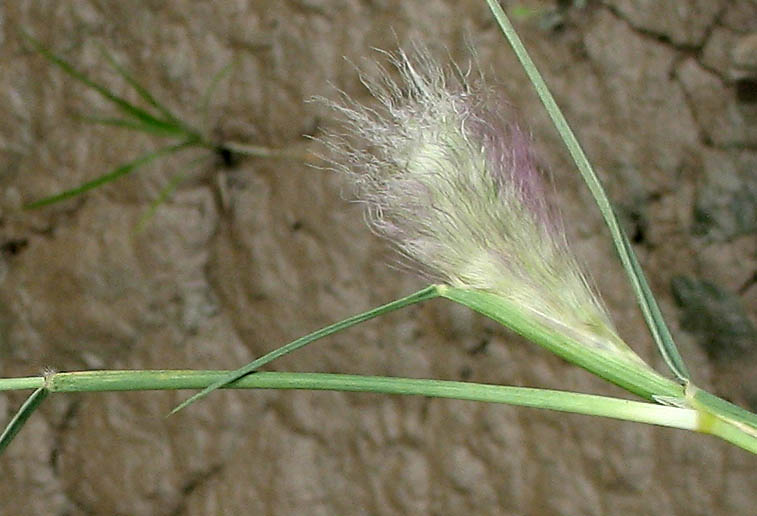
(0, 0, 756, 514)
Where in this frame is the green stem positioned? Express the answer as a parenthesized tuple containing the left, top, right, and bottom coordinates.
(24, 139, 196, 209)
(222, 141, 307, 160)
(703, 415, 757, 455)
(170, 285, 441, 413)
(2, 370, 697, 431)
(687, 385, 757, 453)
(0, 377, 45, 390)
(4, 372, 756, 453)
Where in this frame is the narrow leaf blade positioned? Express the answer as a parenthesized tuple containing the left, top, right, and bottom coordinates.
(483, 0, 689, 382)
(22, 31, 186, 136)
(24, 140, 194, 209)
(619, 230, 690, 380)
(0, 388, 49, 455)
(170, 285, 440, 414)
(99, 46, 186, 129)
(77, 115, 186, 136)
(200, 60, 236, 124)
(134, 154, 209, 233)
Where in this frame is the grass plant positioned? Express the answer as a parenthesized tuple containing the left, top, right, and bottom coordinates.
(20, 32, 301, 212)
(3, 3, 756, 461)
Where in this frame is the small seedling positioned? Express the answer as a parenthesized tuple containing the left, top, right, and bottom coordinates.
(20, 31, 301, 217)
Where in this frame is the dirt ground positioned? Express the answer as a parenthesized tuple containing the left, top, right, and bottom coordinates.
(1, 1, 756, 514)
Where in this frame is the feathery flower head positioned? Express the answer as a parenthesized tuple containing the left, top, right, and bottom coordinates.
(324, 47, 648, 365)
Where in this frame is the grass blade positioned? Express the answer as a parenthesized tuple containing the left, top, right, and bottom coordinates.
(0, 387, 49, 455)
(200, 60, 236, 126)
(483, 0, 690, 382)
(134, 155, 209, 233)
(134, 171, 189, 233)
(170, 285, 441, 414)
(76, 115, 188, 136)
(22, 31, 188, 137)
(24, 139, 195, 209)
(619, 230, 689, 380)
(98, 46, 186, 129)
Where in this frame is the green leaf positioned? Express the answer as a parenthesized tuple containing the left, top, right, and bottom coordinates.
(22, 31, 187, 137)
(619, 231, 690, 379)
(483, 0, 690, 382)
(134, 155, 209, 233)
(24, 139, 195, 209)
(200, 60, 236, 125)
(76, 115, 187, 136)
(134, 171, 188, 233)
(0, 387, 49, 455)
(170, 285, 441, 414)
(98, 45, 190, 132)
